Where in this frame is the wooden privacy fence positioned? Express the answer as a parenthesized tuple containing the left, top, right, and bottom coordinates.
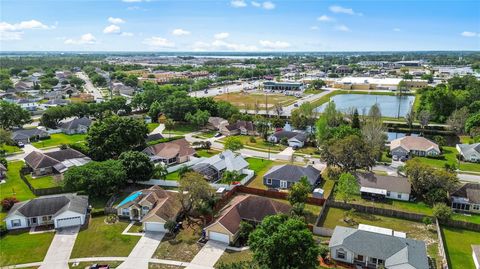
(19, 170, 64, 196)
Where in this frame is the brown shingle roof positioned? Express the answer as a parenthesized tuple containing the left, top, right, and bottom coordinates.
(390, 136, 440, 153)
(210, 195, 291, 234)
(451, 183, 480, 204)
(142, 138, 195, 159)
(140, 186, 182, 222)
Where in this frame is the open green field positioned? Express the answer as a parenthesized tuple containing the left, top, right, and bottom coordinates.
(219, 136, 286, 152)
(214, 91, 297, 109)
(25, 174, 60, 189)
(32, 133, 86, 149)
(413, 146, 480, 173)
(71, 216, 141, 258)
(0, 161, 35, 202)
(441, 227, 480, 269)
(0, 230, 55, 266)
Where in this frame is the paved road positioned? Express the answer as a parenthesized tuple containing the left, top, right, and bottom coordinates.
(117, 232, 165, 269)
(189, 81, 262, 98)
(150, 123, 165, 135)
(39, 226, 79, 269)
(76, 71, 103, 101)
(186, 241, 227, 269)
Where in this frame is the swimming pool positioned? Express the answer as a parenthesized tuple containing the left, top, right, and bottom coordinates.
(118, 191, 142, 207)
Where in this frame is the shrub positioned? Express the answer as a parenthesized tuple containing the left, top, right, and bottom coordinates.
(1, 197, 19, 211)
(164, 219, 177, 234)
(59, 144, 68, 150)
(318, 244, 330, 259)
(0, 157, 7, 169)
(433, 203, 452, 222)
(105, 214, 119, 224)
(68, 143, 90, 156)
(249, 136, 257, 143)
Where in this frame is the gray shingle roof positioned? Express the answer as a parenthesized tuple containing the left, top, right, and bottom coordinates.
(272, 131, 307, 142)
(60, 117, 92, 130)
(263, 164, 320, 185)
(451, 183, 480, 204)
(193, 150, 248, 173)
(356, 172, 411, 194)
(7, 194, 88, 218)
(12, 129, 49, 141)
(457, 143, 480, 160)
(24, 148, 87, 169)
(329, 226, 429, 269)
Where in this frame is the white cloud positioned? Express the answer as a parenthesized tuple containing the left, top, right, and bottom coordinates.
(393, 28, 401, 32)
(317, 15, 333, 22)
(259, 40, 291, 49)
(335, 25, 350, 32)
(251, 1, 261, 7)
(214, 32, 230, 39)
(461, 31, 478, 37)
(0, 19, 51, 41)
(64, 33, 96, 45)
(108, 17, 125, 24)
(143, 36, 175, 48)
(231, 0, 247, 8)
(310, 26, 319, 31)
(103, 24, 121, 34)
(121, 32, 134, 37)
(329, 5, 362, 15)
(172, 28, 190, 36)
(262, 1, 275, 10)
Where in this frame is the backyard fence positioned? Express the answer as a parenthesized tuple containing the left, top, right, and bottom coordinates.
(165, 157, 206, 173)
(233, 185, 326, 206)
(19, 170, 64, 196)
(435, 218, 449, 269)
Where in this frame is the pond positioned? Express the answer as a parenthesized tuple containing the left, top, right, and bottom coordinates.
(316, 94, 415, 118)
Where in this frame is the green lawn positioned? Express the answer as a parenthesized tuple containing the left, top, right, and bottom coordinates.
(318, 179, 335, 199)
(196, 149, 221, 158)
(244, 157, 276, 189)
(215, 250, 253, 267)
(413, 146, 480, 173)
(153, 224, 202, 262)
(319, 207, 440, 264)
(164, 124, 198, 136)
(25, 174, 59, 189)
(219, 136, 286, 152)
(196, 130, 217, 138)
(1, 161, 36, 202)
(441, 227, 480, 269)
(275, 198, 321, 224)
(165, 171, 180, 181)
(32, 133, 86, 149)
(0, 230, 55, 266)
(147, 123, 160, 133)
(70, 216, 141, 258)
(0, 144, 22, 154)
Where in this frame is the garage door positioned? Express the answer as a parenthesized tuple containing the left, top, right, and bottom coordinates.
(56, 216, 81, 228)
(144, 222, 165, 232)
(208, 231, 230, 243)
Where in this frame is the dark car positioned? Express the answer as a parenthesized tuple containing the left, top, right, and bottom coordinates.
(89, 264, 110, 269)
(17, 142, 25, 148)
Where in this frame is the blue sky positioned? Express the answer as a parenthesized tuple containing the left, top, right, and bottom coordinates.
(1, 0, 479, 51)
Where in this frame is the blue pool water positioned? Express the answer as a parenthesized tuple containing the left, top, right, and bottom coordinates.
(118, 191, 142, 207)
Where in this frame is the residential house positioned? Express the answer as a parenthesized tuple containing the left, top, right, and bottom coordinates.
(204, 195, 291, 244)
(5, 194, 88, 230)
(263, 164, 321, 189)
(473, 245, 480, 269)
(11, 128, 50, 144)
(390, 136, 440, 157)
(357, 173, 411, 201)
(112, 83, 135, 97)
(24, 148, 91, 176)
(44, 91, 64, 100)
(451, 183, 480, 213)
(221, 120, 256, 136)
(0, 164, 6, 180)
(456, 143, 480, 163)
(268, 131, 307, 148)
(207, 117, 228, 131)
(116, 186, 181, 232)
(41, 99, 71, 108)
(329, 225, 429, 269)
(15, 99, 38, 111)
(59, 117, 92, 134)
(142, 138, 195, 165)
(191, 150, 249, 182)
(14, 81, 34, 92)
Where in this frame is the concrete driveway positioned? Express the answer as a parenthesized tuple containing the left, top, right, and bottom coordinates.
(117, 232, 165, 269)
(186, 240, 227, 269)
(39, 226, 80, 269)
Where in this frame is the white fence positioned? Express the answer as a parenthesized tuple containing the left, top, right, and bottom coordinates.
(165, 157, 206, 173)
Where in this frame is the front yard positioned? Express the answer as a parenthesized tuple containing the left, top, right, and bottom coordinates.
(219, 136, 286, 152)
(0, 144, 22, 154)
(215, 249, 253, 268)
(441, 227, 480, 269)
(70, 216, 141, 258)
(153, 223, 202, 262)
(0, 230, 55, 266)
(1, 161, 36, 202)
(164, 123, 197, 136)
(32, 133, 86, 149)
(147, 123, 160, 133)
(413, 146, 480, 173)
(244, 158, 276, 189)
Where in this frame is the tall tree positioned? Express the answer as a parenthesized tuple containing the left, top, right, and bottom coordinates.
(320, 135, 376, 172)
(119, 151, 154, 183)
(178, 172, 215, 225)
(287, 176, 311, 206)
(418, 110, 431, 129)
(335, 172, 360, 203)
(86, 116, 148, 160)
(446, 106, 470, 134)
(248, 214, 319, 269)
(0, 101, 31, 129)
(224, 137, 244, 151)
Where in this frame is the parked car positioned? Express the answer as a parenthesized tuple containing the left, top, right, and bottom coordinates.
(293, 103, 299, 107)
(214, 132, 222, 138)
(17, 142, 25, 148)
(400, 156, 408, 162)
(392, 155, 399, 161)
(89, 264, 109, 269)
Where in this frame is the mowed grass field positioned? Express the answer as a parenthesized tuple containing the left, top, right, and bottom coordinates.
(441, 227, 480, 269)
(214, 92, 297, 109)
